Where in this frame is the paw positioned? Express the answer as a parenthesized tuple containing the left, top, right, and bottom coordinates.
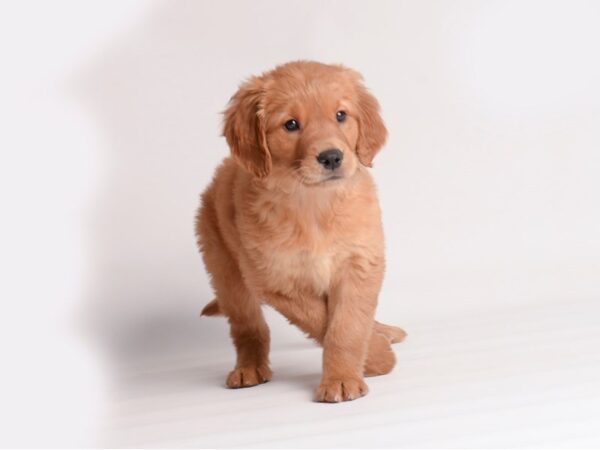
(314, 377, 368, 403)
(226, 365, 272, 388)
(374, 321, 407, 344)
(364, 332, 396, 376)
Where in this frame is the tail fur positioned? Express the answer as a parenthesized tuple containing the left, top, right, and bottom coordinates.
(200, 298, 223, 316)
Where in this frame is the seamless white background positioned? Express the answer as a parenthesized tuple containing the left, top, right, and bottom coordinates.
(1, 0, 599, 447)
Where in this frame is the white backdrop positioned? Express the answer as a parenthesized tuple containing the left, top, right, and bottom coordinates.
(1, 0, 599, 446)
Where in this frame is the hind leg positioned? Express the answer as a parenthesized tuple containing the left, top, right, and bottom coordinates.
(197, 205, 271, 388)
(363, 322, 408, 376)
(364, 331, 396, 376)
(375, 321, 407, 344)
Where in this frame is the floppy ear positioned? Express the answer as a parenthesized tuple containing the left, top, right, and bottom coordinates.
(223, 77, 271, 178)
(355, 83, 388, 167)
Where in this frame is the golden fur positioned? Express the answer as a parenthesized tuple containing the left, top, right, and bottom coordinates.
(196, 61, 406, 402)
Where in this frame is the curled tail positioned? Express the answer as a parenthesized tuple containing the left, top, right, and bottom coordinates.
(200, 298, 223, 317)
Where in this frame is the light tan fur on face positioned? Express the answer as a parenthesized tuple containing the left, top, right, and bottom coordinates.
(196, 61, 405, 402)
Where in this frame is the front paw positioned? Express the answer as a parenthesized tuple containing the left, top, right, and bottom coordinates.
(314, 377, 369, 403)
(226, 365, 272, 388)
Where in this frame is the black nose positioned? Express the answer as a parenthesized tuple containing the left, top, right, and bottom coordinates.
(316, 149, 343, 171)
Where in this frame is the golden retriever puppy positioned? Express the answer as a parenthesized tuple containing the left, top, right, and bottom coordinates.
(196, 61, 406, 402)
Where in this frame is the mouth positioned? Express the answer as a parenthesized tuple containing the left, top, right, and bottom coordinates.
(321, 174, 344, 183)
(293, 167, 345, 185)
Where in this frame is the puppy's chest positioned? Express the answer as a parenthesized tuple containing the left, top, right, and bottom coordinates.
(251, 214, 345, 295)
(260, 244, 336, 295)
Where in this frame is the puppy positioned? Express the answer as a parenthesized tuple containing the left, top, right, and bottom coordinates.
(196, 61, 406, 402)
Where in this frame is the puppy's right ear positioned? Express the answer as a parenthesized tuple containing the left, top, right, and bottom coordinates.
(223, 77, 272, 178)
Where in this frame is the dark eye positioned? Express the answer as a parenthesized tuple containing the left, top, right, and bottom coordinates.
(284, 119, 300, 131)
(336, 110, 347, 122)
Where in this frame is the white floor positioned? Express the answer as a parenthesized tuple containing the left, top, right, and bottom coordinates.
(100, 298, 600, 448)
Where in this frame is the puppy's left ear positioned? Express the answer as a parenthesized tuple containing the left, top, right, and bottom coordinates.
(355, 83, 388, 167)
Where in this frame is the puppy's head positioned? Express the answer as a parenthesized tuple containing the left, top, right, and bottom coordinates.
(223, 61, 387, 184)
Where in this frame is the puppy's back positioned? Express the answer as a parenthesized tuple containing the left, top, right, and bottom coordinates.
(195, 158, 243, 261)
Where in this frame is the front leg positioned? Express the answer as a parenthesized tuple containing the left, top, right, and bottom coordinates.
(315, 255, 384, 402)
